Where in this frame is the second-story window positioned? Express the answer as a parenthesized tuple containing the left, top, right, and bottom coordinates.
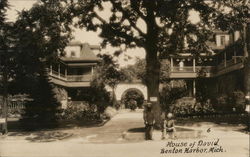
(71, 51, 76, 57)
(220, 35, 226, 46)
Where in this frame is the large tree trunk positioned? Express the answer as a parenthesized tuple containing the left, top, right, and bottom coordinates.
(145, 50, 162, 128)
(143, 1, 163, 128)
(145, 30, 162, 127)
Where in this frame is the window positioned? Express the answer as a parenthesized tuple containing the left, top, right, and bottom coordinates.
(70, 51, 76, 57)
(220, 36, 226, 46)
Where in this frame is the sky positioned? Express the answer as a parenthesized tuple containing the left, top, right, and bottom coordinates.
(6, 0, 200, 67)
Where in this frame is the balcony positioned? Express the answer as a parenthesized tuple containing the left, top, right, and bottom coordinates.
(213, 57, 244, 76)
(49, 70, 92, 87)
(170, 57, 244, 79)
(170, 66, 213, 78)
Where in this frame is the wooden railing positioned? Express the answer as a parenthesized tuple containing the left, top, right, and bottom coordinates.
(171, 57, 244, 77)
(8, 101, 25, 112)
(67, 75, 92, 82)
(171, 66, 214, 73)
(172, 67, 194, 72)
(50, 70, 92, 82)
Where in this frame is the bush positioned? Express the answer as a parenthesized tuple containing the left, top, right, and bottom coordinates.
(160, 85, 188, 111)
(71, 85, 111, 114)
(231, 90, 245, 112)
(60, 101, 100, 121)
(213, 95, 233, 112)
(127, 100, 137, 111)
(102, 106, 117, 119)
(213, 92, 245, 113)
(202, 100, 216, 114)
(122, 90, 144, 109)
(171, 97, 215, 117)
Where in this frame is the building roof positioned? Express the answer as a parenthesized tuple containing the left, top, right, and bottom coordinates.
(61, 42, 101, 63)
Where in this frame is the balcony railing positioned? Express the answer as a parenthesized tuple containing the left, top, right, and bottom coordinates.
(67, 75, 92, 82)
(50, 70, 92, 82)
(172, 67, 194, 72)
(170, 57, 244, 77)
(171, 66, 214, 73)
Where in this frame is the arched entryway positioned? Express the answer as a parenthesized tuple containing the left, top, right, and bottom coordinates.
(121, 88, 145, 109)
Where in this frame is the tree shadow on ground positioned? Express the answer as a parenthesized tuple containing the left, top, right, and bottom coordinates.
(127, 127, 145, 132)
(25, 131, 73, 142)
(8, 131, 73, 142)
(7, 118, 106, 133)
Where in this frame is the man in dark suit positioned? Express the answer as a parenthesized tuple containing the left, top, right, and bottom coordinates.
(143, 102, 155, 140)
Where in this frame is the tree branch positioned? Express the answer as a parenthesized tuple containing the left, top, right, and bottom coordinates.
(93, 11, 144, 46)
(109, 0, 146, 37)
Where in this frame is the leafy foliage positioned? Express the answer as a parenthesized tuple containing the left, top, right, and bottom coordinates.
(231, 90, 245, 111)
(214, 0, 249, 32)
(72, 0, 217, 54)
(160, 84, 188, 111)
(213, 90, 245, 113)
(121, 58, 170, 84)
(20, 68, 61, 129)
(12, 0, 74, 94)
(171, 97, 215, 117)
(72, 85, 111, 114)
(122, 90, 144, 109)
(92, 54, 127, 106)
(12, 1, 74, 128)
(60, 101, 100, 122)
(0, 0, 16, 93)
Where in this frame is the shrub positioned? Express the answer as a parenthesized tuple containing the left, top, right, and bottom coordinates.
(102, 106, 117, 119)
(72, 85, 111, 114)
(160, 85, 188, 111)
(122, 90, 144, 109)
(202, 100, 216, 114)
(231, 90, 245, 112)
(213, 95, 232, 112)
(127, 99, 137, 111)
(171, 97, 215, 117)
(61, 101, 100, 121)
(171, 97, 196, 116)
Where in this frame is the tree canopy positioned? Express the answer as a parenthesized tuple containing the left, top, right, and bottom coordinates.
(10, 0, 74, 93)
(120, 58, 170, 84)
(72, 0, 218, 55)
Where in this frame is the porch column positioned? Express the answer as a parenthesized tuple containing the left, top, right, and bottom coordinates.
(58, 63, 61, 78)
(91, 66, 94, 75)
(171, 81, 174, 88)
(170, 57, 173, 71)
(224, 52, 227, 67)
(193, 58, 196, 72)
(50, 65, 52, 75)
(234, 50, 237, 64)
(65, 67, 67, 80)
(193, 79, 196, 97)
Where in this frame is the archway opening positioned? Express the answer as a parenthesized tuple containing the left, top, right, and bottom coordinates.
(121, 88, 144, 110)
